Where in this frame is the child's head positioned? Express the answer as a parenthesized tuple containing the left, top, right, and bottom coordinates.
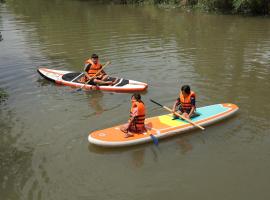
(181, 85, 191, 96)
(91, 54, 99, 64)
(131, 93, 141, 101)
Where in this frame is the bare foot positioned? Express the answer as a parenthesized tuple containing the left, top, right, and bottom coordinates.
(182, 113, 190, 119)
(120, 127, 133, 138)
(107, 81, 114, 86)
(124, 132, 133, 138)
(120, 127, 128, 133)
(112, 79, 118, 85)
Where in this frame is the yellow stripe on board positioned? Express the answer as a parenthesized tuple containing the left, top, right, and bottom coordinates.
(158, 114, 188, 127)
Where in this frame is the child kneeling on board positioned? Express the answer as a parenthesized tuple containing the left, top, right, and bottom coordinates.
(172, 85, 199, 119)
(120, 93, 146, 138)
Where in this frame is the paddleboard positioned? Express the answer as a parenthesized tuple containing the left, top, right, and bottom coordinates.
(37, 67, 148, 93)
(88, 103, 239, 147)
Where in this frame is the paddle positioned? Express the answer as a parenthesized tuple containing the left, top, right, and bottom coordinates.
(144, 126, 158, 146)
(70, 72, 84, 82)
(75, 61, 111, 92)
(150, 133, 158, 146)
(150, 99, 205, 130)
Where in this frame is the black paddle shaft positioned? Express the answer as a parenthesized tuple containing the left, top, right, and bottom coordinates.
(150, 99, 164, 108)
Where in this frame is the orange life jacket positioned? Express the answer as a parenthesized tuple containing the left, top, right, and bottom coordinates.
(130, 100, 146, 131)
(179, 91, 196, 112)
(85, 59, 102, 77)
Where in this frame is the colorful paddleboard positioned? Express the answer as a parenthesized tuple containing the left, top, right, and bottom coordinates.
(88, 103, 239, 147)
(37, 68, 148, 93)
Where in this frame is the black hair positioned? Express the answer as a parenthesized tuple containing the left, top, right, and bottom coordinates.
(181, 85, 191, 94)
(91, 54, 98, 59)
(131, 93, 141, 101)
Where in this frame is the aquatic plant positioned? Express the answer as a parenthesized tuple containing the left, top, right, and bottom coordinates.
(0, 88, 8, 103)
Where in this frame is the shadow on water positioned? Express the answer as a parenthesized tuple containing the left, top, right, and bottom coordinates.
(87, 139, 156, 154)
(88, 142, 160, 168)
(36, 77, 53, 87)
(0, 94, 34, 199)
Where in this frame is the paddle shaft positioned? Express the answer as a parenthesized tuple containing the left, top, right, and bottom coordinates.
(78, 61, 111, 90)
(150, 99, 205, 130)
(71, 72, 84, 82)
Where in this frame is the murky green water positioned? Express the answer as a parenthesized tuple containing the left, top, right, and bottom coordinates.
(1, 0, 270, 199)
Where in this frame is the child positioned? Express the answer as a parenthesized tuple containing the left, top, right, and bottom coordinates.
(172, 85, 197, 119)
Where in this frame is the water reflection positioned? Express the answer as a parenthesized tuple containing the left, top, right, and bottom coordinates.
(0, 104, 33, 199)
(131, 146, 158, 168)
(85, 90, 104, 115)
(88, 143, 159, 168)
(131, 149, 145, 168)
(176, 136, 193, 154)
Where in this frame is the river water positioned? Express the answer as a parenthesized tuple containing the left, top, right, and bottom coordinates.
(1, 0, 270, 199)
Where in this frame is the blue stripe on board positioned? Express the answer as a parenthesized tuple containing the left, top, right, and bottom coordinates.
(193, 104, 229, 122)
(174, 104, 229, 123)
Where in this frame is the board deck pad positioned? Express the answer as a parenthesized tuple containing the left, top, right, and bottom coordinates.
(88, 103, 239, 147)
(61, 72, 125, 85)
(62, 72, 82, 82)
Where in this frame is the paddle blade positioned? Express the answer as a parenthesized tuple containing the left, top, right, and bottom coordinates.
(76, 88, 82, 92)
(150, 134, 158, 146)
(71, 87, 82, 93)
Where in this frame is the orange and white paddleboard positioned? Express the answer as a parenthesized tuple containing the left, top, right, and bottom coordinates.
(37, 67, 147, 93)
(88, 103, 239, 147)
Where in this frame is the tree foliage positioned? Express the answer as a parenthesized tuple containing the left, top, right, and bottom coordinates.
(115, 0, 269, 14)
(233, 0, 269, 14)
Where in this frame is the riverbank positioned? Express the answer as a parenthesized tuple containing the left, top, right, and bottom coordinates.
(1, 0, 269, 15)
(111, 0, 269, 15)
